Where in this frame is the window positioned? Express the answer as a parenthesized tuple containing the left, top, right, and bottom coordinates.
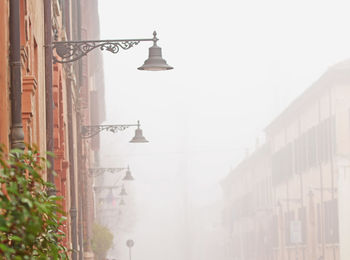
(307, 127, 317, 167)
(272, 143, 293, 185)
(293, 116, 335, 175)
(272, 215, 279, 247)
(284, 211, 295, 246)
(317, 117, 335, 164)
(298, 207, 307, 244)
(324, 199, 339, 244)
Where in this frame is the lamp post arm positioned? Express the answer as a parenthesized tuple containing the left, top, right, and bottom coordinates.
(88, 167, 128, 177)
(93, 185, 123, 192)
(53, 38, 153, 63)
(52, 31, 159, 64)
(81, 124, 138, 139)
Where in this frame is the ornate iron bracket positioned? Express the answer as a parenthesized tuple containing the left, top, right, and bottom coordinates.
(93, 185, 122, 193)
(81, 123, 138, 139)
(88, 167, 128, 177)
(52, 31, 158, 63)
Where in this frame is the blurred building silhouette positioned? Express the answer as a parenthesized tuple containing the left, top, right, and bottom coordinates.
(221, 60, 350, 260)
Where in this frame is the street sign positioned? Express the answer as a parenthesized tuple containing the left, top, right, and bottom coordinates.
(126, 239, 134, 248)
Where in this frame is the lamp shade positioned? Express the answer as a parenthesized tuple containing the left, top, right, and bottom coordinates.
(122, 169, 134, 181)
(119, 185, 128, 196)
(138, 42, 173, 71)
(130, 127, 148, 143)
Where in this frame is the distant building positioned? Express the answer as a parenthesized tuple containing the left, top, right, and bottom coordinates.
(221, 60, 350, 260)
(221, 144, 272, 260)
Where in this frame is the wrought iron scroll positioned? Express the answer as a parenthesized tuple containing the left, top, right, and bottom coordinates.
(89, 167, 127, 177)
(81, 124, 135, 139)
(53, 40, 142, 63)
(93, 185, 123, 193)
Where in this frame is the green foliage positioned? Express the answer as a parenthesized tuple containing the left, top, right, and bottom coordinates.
(91, 223, 114, 260)
(0, 145, 68, 259)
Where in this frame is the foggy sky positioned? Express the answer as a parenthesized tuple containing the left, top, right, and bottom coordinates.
(97, 0, 350, 259)
(98, 0, 350, 202)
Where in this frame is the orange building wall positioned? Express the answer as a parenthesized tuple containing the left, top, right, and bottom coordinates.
(0, 1, 10, 148)
(0, 0, 104, 255)
(19, 0, 46, 154)
(19, 0, 71, 249)
(52, 62, 70, 247)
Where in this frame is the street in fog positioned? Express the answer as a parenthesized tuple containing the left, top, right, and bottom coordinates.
(91, 1, 350, 260)
(2, 0, 350, 259)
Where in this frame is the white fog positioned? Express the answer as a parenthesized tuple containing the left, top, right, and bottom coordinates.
(96, 0, 350, 260)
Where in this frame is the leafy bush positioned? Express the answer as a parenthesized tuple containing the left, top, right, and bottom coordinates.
(0, 146, 68, 259)
(91, 223, 114, 260)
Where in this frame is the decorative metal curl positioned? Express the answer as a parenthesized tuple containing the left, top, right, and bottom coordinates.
(81, 124, 137, 139)
(88, 167, 128, 177)
(52, 38, 153, 63)
(93, 185, 123, 193)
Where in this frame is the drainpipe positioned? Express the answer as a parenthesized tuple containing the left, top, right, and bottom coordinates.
(77, 116, 84, 260)
(44, 0, 55, 190)
(9, 0, 24, 150)
(75, 1, 85, 259)
(67, 74, 78, 260)
(63, 2, 78, 259)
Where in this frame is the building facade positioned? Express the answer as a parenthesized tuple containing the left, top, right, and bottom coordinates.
(222, 60, 350, 260)
(0, 1, 105, 259)
(221, 144, 273, 260)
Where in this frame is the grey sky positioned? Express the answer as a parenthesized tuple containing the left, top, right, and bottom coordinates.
(97, 1, 350, 259)
(98, 0, 350, 204)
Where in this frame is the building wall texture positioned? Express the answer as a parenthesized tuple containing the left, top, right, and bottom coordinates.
(0, 0, 105, 259)
(0, 1, 10, 148)
(221, 60, 350, 260)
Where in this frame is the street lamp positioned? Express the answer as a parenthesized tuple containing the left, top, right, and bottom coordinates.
(119, 185, 128, 196)
(94, 186, 127, 206)
(81, 120, 148, 142)
(119, 198, 126, 206)
(88, 165, 134, 180)
(50, 28, 169, 260)
(52, 31, 173, 70)
(123, 166, 134, 181)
